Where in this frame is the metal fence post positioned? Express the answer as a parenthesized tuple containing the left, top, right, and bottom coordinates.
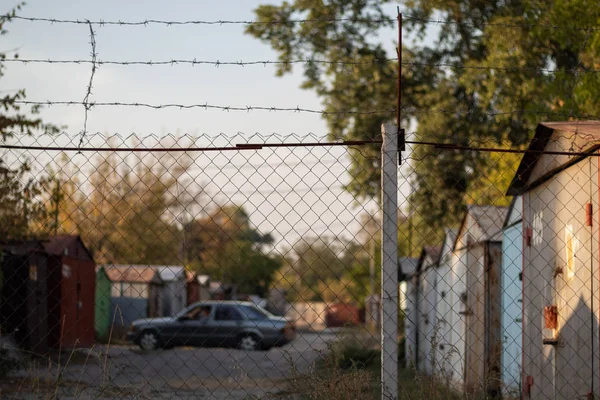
(381, 122, 399, 400)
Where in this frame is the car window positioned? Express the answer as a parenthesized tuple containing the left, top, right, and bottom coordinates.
(184, 305, 212, 320)
(215, 305, 243, 321)
(239, 305, 267, 320)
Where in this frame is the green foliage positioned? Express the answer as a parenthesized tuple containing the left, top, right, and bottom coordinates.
(277, 235, 368, 302)
(326, 337, 380, 371)
(0, 3, 59, 239)
(246, 0, 404, 201)
(184, 205, 281, 297)
(247, 0, 600, 233)
(49, 148, 196, 264)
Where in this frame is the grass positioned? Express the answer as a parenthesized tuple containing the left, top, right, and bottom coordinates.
(0, 306, 127, 399)
(286, 328, 510, 400)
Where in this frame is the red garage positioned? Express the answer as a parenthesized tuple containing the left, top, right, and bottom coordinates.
(44, 235, 96, 349)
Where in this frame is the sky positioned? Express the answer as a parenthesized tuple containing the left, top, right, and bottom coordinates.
(2, 0, 416, 251)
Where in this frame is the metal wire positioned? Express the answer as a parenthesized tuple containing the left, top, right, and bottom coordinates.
(79, 21, 97, 149)
(8, 15, 395, 26)
(12, 100, 397, 115)
(9, 14, 600, 31)
(13, 100, 600, 120)
(7, 57, 600, 75)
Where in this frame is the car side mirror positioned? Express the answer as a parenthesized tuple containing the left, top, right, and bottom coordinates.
(178, 315, 190, 321)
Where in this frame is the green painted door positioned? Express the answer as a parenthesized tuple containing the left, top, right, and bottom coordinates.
(95, 269, 111, 340)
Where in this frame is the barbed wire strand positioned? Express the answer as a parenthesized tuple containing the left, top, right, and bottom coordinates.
(13, 100, 600, 120)
(6, 57, 600, 75)
(8, 15, 395, 26)
(78, 20, 97, 150)
(8, 14, 600, 31)
(13, 100, 396, 115)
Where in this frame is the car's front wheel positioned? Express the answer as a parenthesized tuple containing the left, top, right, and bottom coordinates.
(139, 331, 160, 351)
(238, 334, 262, 351)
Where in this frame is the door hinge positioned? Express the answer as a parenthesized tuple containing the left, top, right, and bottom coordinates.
(586, 203, 593, 227)
(525, 226, 533, 247)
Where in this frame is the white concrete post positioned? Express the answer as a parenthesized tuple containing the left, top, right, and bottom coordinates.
(381, 123, 399, 400)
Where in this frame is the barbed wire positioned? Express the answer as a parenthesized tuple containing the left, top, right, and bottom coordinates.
(6, 57, 600, 75)
(79, 21, 97, 149)
(9, 14, 600, 31)
(4, 57, 395, 67)
(13, 100, 600, 120)
(13, 100, 396, 115)
(8, 15, 394, 26)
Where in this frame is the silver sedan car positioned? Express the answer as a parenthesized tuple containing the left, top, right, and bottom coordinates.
(127, 301, 296, 351)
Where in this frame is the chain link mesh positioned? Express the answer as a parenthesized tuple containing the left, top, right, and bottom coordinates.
(2, 4, 600, 400)
(1, 131, 389, 399)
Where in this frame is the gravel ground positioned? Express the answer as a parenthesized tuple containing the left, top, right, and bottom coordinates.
(1, 331, 339, 400)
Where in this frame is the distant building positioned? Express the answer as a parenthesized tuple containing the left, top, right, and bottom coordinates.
(186, 271, 211, 305)
(0, 235, 96, 353)
(501, 196, 523, 396)
(415, 246, 441, 375)
(451, 205, 507, 396)
(43, 235, 96, 349)
(398, 256, 418, 369)
(155, 266, 187, 316)
(507, 121, 600, 399)
(433, 229, 458, 379)
(1, 240, 51, 356)
(95, 266, 111, 340)
(103, 264, 163, 336)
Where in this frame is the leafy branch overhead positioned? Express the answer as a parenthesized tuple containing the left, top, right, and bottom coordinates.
(0, 3, 60, 239)
(247, 0, 600, 232)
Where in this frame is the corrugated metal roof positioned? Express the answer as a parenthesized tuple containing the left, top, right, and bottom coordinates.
(42, 235, 77, 255)
(42, 235, 94, 261)
(439, 229, 458, 262)
(453, 205, 508, 250)
(469, 205, 508, 241)
(156, 266, 186, 282)
(423, 246, 442, 264)
(503, 196, 523, 229)
(415, 246, 442, 276)
(443, 229, 457, 251)
(185, 270, 196, 283)
(507, 121, 600, 195)
(197, 274, 211, 286)
(399, 257, 419, 276)
(0, 240, 45, 255)
(103, 264, 161, 283)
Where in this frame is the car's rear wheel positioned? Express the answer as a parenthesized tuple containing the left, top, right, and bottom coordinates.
(238, 334, 261, 351)
(139, 331, 160, 351)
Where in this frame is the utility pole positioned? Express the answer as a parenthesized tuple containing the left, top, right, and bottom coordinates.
(369, 217, 377, 331)
(381, 123, 399, 400)
(378, 10, 403, 400)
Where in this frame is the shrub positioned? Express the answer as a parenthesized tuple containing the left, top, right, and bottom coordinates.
(324, 332, 380, 371)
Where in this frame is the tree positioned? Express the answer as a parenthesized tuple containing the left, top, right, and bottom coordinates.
(0, 3, 59, 239)
(276, 236, 364, 302)
(184, 205, 280, 297)
(51, 144, 199, 264)
(246, 0, 600, 233)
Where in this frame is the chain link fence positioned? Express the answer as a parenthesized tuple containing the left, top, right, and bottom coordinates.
(2, 4, 600, 400)
(1, 130, 396, 400)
